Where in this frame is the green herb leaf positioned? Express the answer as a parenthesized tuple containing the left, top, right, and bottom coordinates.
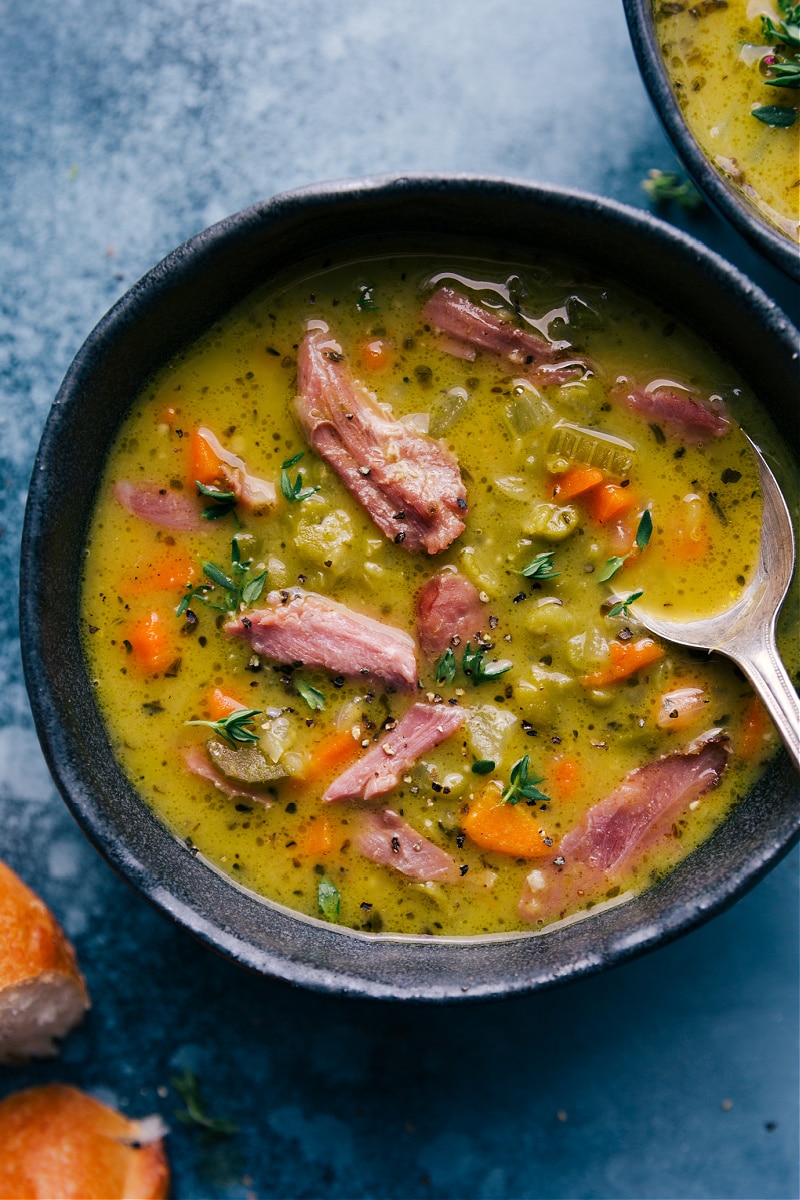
(195, 481, 236, 501)
(185, 707, 263, 745)
(502, 755, 550, 806)
(608, 589, 644, 618)
(472, 759, 496, 775)
(201, 560, 237, 591)
(462, 641, 513, 684)
(635, 509, 653, 552)
(752, 103, 798, 126)
(598, 556, 626, 583)
(280, 451, 321, 504)
(520, 551, 560, 580)
(318, 875, 341, 920)
(296, 679, 326, 711)
(171, 1068, 238, 1138)
(435, 646, 457, 685)
(356, 284, 378, 311)
(242, 570, 268, 605)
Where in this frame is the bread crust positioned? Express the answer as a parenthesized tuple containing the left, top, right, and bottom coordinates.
(0, 860, 90, 1063)
(0, 1084, 170, 1199)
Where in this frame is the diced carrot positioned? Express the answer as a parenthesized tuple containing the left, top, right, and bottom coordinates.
(740, 694, 774, 759)
(206, 687, 248, 721)
(124, 550, 196, 596)
(188, 426, 225, 487)
(551, 466, 604, 501)
(123, 610, 176, 675)
(584, 482, 636, 525)
(294, 816, 336, 859)
(300, 730, 360, 783)
(462, 787, 553, 859)
(360, 338, 393, 373)
(550, 755, 583, 800)
(580, 638, 665, 688)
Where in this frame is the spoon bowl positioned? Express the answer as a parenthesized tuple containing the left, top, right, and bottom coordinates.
(633, 437, 799, 772)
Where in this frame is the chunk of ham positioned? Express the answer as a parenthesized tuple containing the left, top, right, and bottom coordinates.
(296, 323, 467, 554)
(518, 732, 731, 922)
(323, 703, 467, 803)
(421, 286, 584, 386)
(225, 588, 418, 692)
(416, 569, 486, 659)
(183, 745, 274, 806)
(355, 809, 459, 882)
(612, 380, 730, 444)
(193, 425, 276, 511)
(114, 481, 207, 532)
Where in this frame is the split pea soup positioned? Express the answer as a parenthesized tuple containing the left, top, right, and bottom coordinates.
(80, 253, 796, 938)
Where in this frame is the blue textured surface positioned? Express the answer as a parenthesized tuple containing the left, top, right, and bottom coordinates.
(1, 2, 797, 1198)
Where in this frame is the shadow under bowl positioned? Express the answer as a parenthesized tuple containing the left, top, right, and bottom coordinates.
(623, 0, 800, 283)
(19, 174, 800, 1001)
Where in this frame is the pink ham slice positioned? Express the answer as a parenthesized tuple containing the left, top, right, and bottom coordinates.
(356, 808, 459, 882)
(560, 732, 731, 874)
(225, 587, 418, 692)
(612, 380, 730, 444)
(421, 286, 583, 385)
(296, 324, 467, 555)
(323, 703, 467, 803)
(518, 732, 731, 922)
(183, 745, 274, 806)
(114, 481, 207, 532)
(416, 569, 486, 659)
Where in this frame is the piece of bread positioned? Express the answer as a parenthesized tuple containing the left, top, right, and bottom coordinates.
(0, 1084, 169, 1200)
(0, 859, 90, 1063)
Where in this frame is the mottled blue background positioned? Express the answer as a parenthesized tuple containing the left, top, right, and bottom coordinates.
(1, 2, 798, 1197)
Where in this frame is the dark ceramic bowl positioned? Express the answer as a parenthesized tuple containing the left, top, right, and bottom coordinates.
(623, 0, 800, 282)
(20, 175, 800, 1000)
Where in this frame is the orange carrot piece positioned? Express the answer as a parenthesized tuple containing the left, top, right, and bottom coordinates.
(740, 694, 773, 759)
(206, 687, 248, 722)
(665, 497, 709, 563)
(580, 638, 665, 688)
(294, 817, 336, 859)
(550, 755, 583, 800)
(124, 611, 176, 675)
(301, 730, 360, 783)
(188, 426, 224, 487)
(462, 787, 553, 859)
(360, 338, 393, 373)
(124, 551, 196, 596)
(551, 466, 604, 501)
(584, 482, 635, 525)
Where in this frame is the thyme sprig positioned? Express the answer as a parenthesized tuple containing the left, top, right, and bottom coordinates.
(171, 1068, 238, 1138)
(608, 590, 644, 619)
(520, 550, 560, 580)
(185, 707, 263, 746)
(296, 679, 326, 711)
(318, 875, 341, 920)
(503, 755, 550, 806)
(598, 511, 652, 582)
(434, 642, 512, 686)
(642, 169, 704, 210)
(752, 2, 800, 125)
(280, 452, 320, 503)
(176, 537, 268, 617)
(195, 480, 238, 521)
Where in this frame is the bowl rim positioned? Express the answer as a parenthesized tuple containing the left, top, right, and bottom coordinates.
(622, 0, 800, 282)
(19, 172, 800, 1001)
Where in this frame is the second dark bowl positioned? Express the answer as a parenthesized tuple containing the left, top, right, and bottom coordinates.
(623, 0, 800, 282)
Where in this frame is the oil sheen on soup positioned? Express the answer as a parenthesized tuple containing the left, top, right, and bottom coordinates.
(81, 253, 792, 938)
(655, 0, 800, 244)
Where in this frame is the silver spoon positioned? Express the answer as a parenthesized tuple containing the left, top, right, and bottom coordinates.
(632, 435, 800, 773)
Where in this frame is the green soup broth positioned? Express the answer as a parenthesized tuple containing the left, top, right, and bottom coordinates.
(81, 253, 794, 938)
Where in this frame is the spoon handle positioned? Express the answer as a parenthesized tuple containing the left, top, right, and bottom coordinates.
(732, 631, 800, 774)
